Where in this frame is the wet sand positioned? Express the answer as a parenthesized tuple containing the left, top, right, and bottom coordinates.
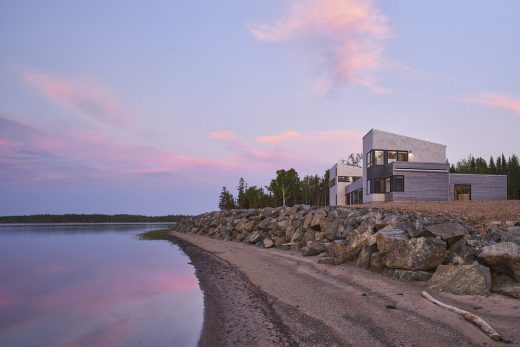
(170, 232, 520, 347)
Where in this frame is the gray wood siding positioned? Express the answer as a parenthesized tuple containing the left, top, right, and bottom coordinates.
(449, 174, 507, 200)
(388, 171, 449, 201)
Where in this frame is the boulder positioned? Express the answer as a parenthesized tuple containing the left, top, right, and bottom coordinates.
(491, 273, 520, 299)
(347, 223, 374, 254)
(317, 257, 337, 265)
(290, 229, 303, 243)
(429, 264, 491, 295)
(246, 232, 261, 244)
(370, 252, 383, 272)
(425, 223, 466, 246)
(356, 246, 373, 269)
(325, 240, 359, 264)
(478, 242, 520, 281)
(445, 238, 476, 265)
(310, 209, 327, 231)
(381, 237, 446, 271)
(383, 269, 433, 282)
(376, 229, 408, 254)
(257, 217, 273, 230)
(263, 238, 274, 248)
(260, 207, 274, 219)
(301, 243, 327, 257)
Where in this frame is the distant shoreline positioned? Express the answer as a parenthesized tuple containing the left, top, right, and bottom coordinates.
(0, 222, 177, 225)
(0, 214, 187, 224)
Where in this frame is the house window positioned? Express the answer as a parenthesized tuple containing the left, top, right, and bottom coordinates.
(367, 179, 371, 194)
(398, 151, 408, 162)
(374, 150, 384, 165)
(366, 151, 372, 167)
(338, 176, 350, 182)
(385, 178, 391, 193)
(374, 179, 385, 193)
(391, 175, 405, 192)
(388, 151, 397, 163)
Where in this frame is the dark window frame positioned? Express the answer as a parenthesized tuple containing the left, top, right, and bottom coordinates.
(374, 178, 385, 193)
(391, 175, 405, 192)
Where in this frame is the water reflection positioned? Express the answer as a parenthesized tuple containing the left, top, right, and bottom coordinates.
(0, 224, 203, 347)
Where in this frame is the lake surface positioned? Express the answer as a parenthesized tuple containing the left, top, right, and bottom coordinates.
(0, 224, 204, 347)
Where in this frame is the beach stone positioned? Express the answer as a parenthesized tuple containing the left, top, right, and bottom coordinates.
(383, 269, 433, 282)
(425, 223, 466, 246)
(263, 238, 274, 248)
(381, 237, 446, 271)
(478, 242, 520, 281)
(491, 273, 520, 298)
(429, 264, 491, 295)
(301, 243, 326, 257)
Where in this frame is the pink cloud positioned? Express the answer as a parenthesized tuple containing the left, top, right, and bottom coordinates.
(462, 92, 520, 117)
(257, 130, 300, 144)
(0, 139, 7, 146)
(18, 67, 128, 124)
(248, 0, 390, 95)
(210, 130, 236, 140)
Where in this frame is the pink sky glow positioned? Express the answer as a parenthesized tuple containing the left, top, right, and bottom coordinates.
(463, 92, 520, 117)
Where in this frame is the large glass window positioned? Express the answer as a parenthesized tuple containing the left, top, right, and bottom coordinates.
(391, 175, 404, 192)
(366, 151, 372, 167)
(388, 151, 397, 163)
(398, 151, 408, 162)
(374, 179, 385, 193)
(338, 176, 350, 182)
(374, 150, 384, 165)
(385, 178, 391, 193)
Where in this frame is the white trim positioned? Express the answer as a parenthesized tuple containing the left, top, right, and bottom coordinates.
(394, 168, 449, 173)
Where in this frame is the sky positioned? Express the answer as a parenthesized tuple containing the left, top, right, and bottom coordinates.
(1, 0, 519, 215)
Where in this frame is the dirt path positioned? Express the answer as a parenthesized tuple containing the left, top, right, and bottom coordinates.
(171, 232, 520, 347)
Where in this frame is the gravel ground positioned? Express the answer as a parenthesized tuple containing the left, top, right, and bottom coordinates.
(354, 200, 520, 230)
(171, 232, 520, 346)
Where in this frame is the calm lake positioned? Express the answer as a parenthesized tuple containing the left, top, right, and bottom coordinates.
(0, 224, 204, 347)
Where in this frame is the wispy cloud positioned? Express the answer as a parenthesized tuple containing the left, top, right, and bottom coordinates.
(257, 130, 300, 144)
(248, 0, 391, 95)
(462, 92, 520, 117)
(18, 67, 129, 124)
(209, 130, 236, 140)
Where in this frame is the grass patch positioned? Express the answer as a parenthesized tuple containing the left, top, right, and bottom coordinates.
(138, 229, 172, 240)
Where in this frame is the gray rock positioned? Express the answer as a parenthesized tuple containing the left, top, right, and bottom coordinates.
(370, 252, 383, 272)
(383, 269, 433, 282)
(356, 246, 373, 269)
(301, 243, 327, 257)
(429, 264, 491, 295)
(317, 257, 337, 265)
(263, 238, 274, 248)
(257, 217, 273, 230)
(425, 223, 466, 246)
(290, 229, 303, 243)
(381, 237, 446, 271)
(376, 229, 408, 254)
(506, 221, 520, 227)
(346, 223, 374, 257)
(325, 240, 359, 264)
(260, 207, 274, 219)
(491, 273, 520, 298)
(446, 238, 476, 265)
(507, 226, 520, 234)
(246, 232, 261, 244)
(310, 209, 327, 231)
(478, 242, 520, 281)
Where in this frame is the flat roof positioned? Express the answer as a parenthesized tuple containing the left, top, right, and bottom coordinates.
(362, 128, 446, 147)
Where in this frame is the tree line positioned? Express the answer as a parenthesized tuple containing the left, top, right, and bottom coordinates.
(0, 214, 187, 224)
(219, 168, 331, 210)
(450, 153, 520, 199)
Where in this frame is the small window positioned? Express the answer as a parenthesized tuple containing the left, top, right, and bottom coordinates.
(374, 179, 385, 193)
(392, 175, 404, 192)
(366, 151, 372, 167)
(385, 178, 391, 193)
(388, 151, 397, 163)
(374, 150, 384, 165)
(338, 176, 350, 182)
(398, 151, 408, 162)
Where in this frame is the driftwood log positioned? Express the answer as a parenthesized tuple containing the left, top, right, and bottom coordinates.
(421, 291, 502, 341)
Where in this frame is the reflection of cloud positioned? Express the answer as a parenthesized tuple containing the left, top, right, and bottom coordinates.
(18, 67, 127, 123)
(462, 92, 520, 117)
(248, 0, 390, 95)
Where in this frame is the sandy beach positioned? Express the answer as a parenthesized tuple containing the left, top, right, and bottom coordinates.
(171, 231, 520, 346)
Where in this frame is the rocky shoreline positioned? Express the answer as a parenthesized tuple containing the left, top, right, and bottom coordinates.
(176, 205, 520, 298)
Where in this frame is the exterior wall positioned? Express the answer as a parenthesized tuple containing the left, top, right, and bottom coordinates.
(449, 174, 507, 200)
(387, 171, 449, 201)
(329, 163, 362, 206)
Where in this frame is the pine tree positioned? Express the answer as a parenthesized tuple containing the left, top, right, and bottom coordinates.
(497, 156, 502, 174)
(236, 177, 247, 208)
(489, 156, 496, 174)
(218, 186, 235, 210)
(501, 153, 508, 175)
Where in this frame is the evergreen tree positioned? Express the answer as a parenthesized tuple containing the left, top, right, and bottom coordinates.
(501, 153, 508, 175)
(218, 186, 235, 210)
(508, 155, 520, 199)
(488, 156, 496, 174)
(236, 177, 247, 208)
(497, 156, 502, 174)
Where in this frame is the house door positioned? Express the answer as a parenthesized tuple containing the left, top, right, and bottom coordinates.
(454, 184, 471, 200)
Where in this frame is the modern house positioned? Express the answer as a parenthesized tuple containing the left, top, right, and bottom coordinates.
(332, 129, 507, 206)
(329, 161, 362, 206)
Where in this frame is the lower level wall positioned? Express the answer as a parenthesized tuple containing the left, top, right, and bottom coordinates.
(449, 174, 507, 200)
(388, 171, 449, 201)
